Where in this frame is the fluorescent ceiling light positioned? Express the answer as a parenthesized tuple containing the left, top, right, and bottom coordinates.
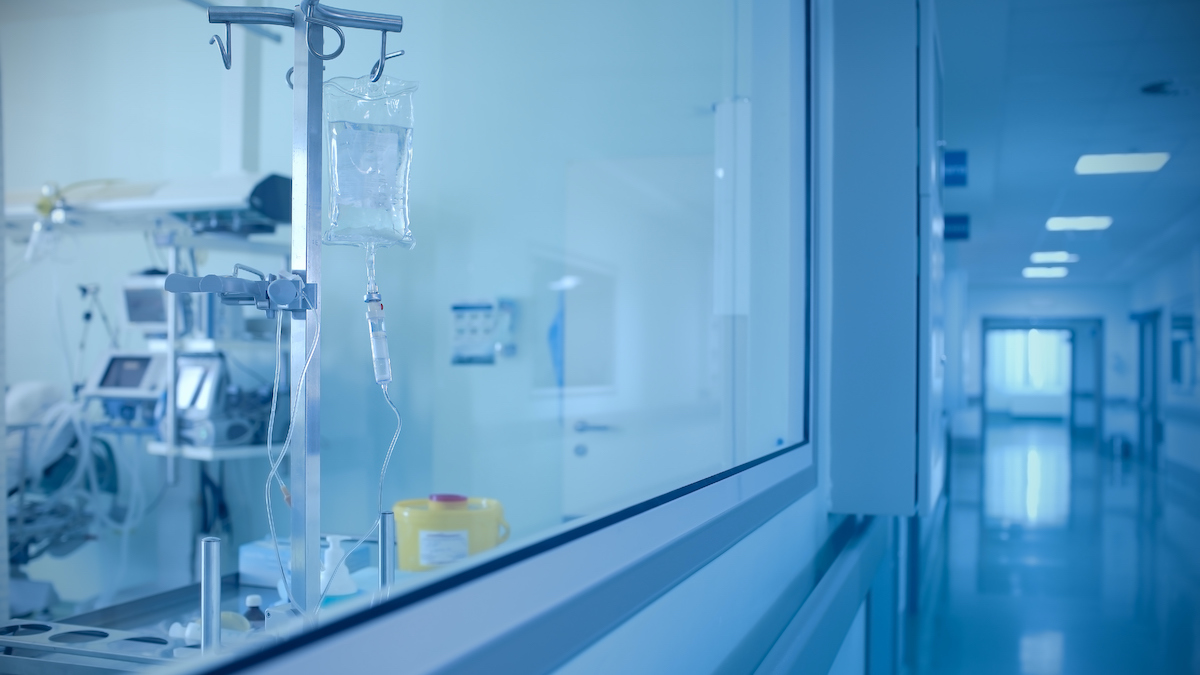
(1031, 251, 1080, 264)
(1046, 216, 1112, 231)
(1023, 267, 1069, 279)
(1075, 152, 1170, 175)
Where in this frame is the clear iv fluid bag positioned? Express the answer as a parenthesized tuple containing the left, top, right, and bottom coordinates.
(324, 75, 418, 250)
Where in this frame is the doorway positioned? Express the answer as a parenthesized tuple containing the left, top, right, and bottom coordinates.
(1132, 310, 1160, 463)
(984, 328, 1072, 421)
(981, 318, 1105, 444)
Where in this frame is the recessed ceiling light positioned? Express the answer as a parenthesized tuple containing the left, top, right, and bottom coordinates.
(1046, 216, 1112, 231)
(1031, 251, 1080, 264)
(1075, 153, 1170, 174)
(1023, 267, 1069, 279)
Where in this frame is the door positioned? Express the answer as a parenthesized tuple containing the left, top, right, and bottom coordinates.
(554, 157, 727, 518)
(1069, 321, 1103, 445)
(1134, 311, 1161, 462)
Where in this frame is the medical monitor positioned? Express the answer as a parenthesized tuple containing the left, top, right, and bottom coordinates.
(122, 274, 169, 335)
(83, 351, 168, 402)
(100, 356, 152, 389)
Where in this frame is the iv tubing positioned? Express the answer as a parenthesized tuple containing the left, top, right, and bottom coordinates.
(265, 313, 287, 499)
(364, 245, 378, 295)
(264, 302, 322, 608)
(316, 382, 402, 612)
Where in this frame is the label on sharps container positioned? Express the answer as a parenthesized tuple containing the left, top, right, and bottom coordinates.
(418, 530, 469, 567)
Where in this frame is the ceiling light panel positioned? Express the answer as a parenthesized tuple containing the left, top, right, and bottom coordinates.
(1046, 216, 1112, 231)
(1075, 153, 1170, 174)
(1031, 251, 1080, 264)
(1023, 267, 1069, 279)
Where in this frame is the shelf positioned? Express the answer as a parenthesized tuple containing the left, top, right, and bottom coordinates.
(146, 441, 268, 461)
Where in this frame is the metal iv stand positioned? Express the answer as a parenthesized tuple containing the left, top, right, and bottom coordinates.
(197, 0, 405, 618)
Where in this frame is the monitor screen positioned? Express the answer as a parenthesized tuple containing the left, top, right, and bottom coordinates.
(125, 288, 167, 324)
(100, 357, 152, 389)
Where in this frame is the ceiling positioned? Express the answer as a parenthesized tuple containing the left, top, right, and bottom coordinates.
(937, 0, 1200, 286)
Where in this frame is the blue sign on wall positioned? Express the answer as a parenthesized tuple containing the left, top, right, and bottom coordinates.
(943, 150, 968, 187)
(945, 214, 969, 240)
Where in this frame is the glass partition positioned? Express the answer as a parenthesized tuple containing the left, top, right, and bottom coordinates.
(311, 0, 809, 585)
(1, 0, 808, 667)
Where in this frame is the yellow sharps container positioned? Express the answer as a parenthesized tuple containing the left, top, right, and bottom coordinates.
(392, 494, 510, 571)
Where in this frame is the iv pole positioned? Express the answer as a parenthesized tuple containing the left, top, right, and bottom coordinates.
(203, 0, 404, 615)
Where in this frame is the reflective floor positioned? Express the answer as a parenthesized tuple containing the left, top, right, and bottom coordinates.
(914, 420, 1200, 674)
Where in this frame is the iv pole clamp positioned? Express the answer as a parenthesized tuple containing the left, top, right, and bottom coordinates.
(164, 265, 316, 319)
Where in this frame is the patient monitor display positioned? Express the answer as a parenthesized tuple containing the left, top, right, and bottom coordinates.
(84, 352, 168, 402)
(124, 288, 167, 325)
(122, 274, 170, 335)
(100, 356, 153, 389)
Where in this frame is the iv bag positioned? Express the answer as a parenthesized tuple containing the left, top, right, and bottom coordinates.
(323, 75, 418, 249)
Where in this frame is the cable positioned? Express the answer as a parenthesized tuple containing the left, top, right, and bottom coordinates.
(314, 248, 402, 613)
(316, 382, 403, 613)
(264, 305, 321, 607)
(265, 311, 288, 501)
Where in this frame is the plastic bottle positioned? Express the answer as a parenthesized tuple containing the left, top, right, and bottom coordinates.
(244, 594, 265, 630)
(320, 535, 359, 603)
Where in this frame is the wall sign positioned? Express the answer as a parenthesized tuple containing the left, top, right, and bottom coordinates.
(944, 214, 969, 240)
(943, 150, 968, 187)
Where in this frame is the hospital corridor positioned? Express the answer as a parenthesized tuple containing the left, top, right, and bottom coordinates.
(0, 0, 1198, 673)
(914, 416, 1200, 674)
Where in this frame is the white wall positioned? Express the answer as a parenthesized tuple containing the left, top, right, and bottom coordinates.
(1132, 244, 1200, 473)
(552, 491, 831, 674)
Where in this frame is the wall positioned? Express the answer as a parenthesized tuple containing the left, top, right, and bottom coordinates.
(1132, 243, 1200, 473)
(954, 284, 1137, 439)
(551, 491, 832, 674)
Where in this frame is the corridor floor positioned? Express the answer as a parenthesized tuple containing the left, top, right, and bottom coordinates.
(913, 421, 1200, 674)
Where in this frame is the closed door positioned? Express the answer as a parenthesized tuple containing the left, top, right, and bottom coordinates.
(1136, 313, 1160, 461)
(554, 157, 726, 518)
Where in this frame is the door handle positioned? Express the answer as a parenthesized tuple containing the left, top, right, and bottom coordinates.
(574, 420, 615, 433)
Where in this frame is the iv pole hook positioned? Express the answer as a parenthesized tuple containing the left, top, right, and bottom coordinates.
(210, 22, 232, 70)
(305, 1, 346, 61)
(369, 32, 404, 83)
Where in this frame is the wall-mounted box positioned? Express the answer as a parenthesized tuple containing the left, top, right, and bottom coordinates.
(829, 0, 944, 517)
